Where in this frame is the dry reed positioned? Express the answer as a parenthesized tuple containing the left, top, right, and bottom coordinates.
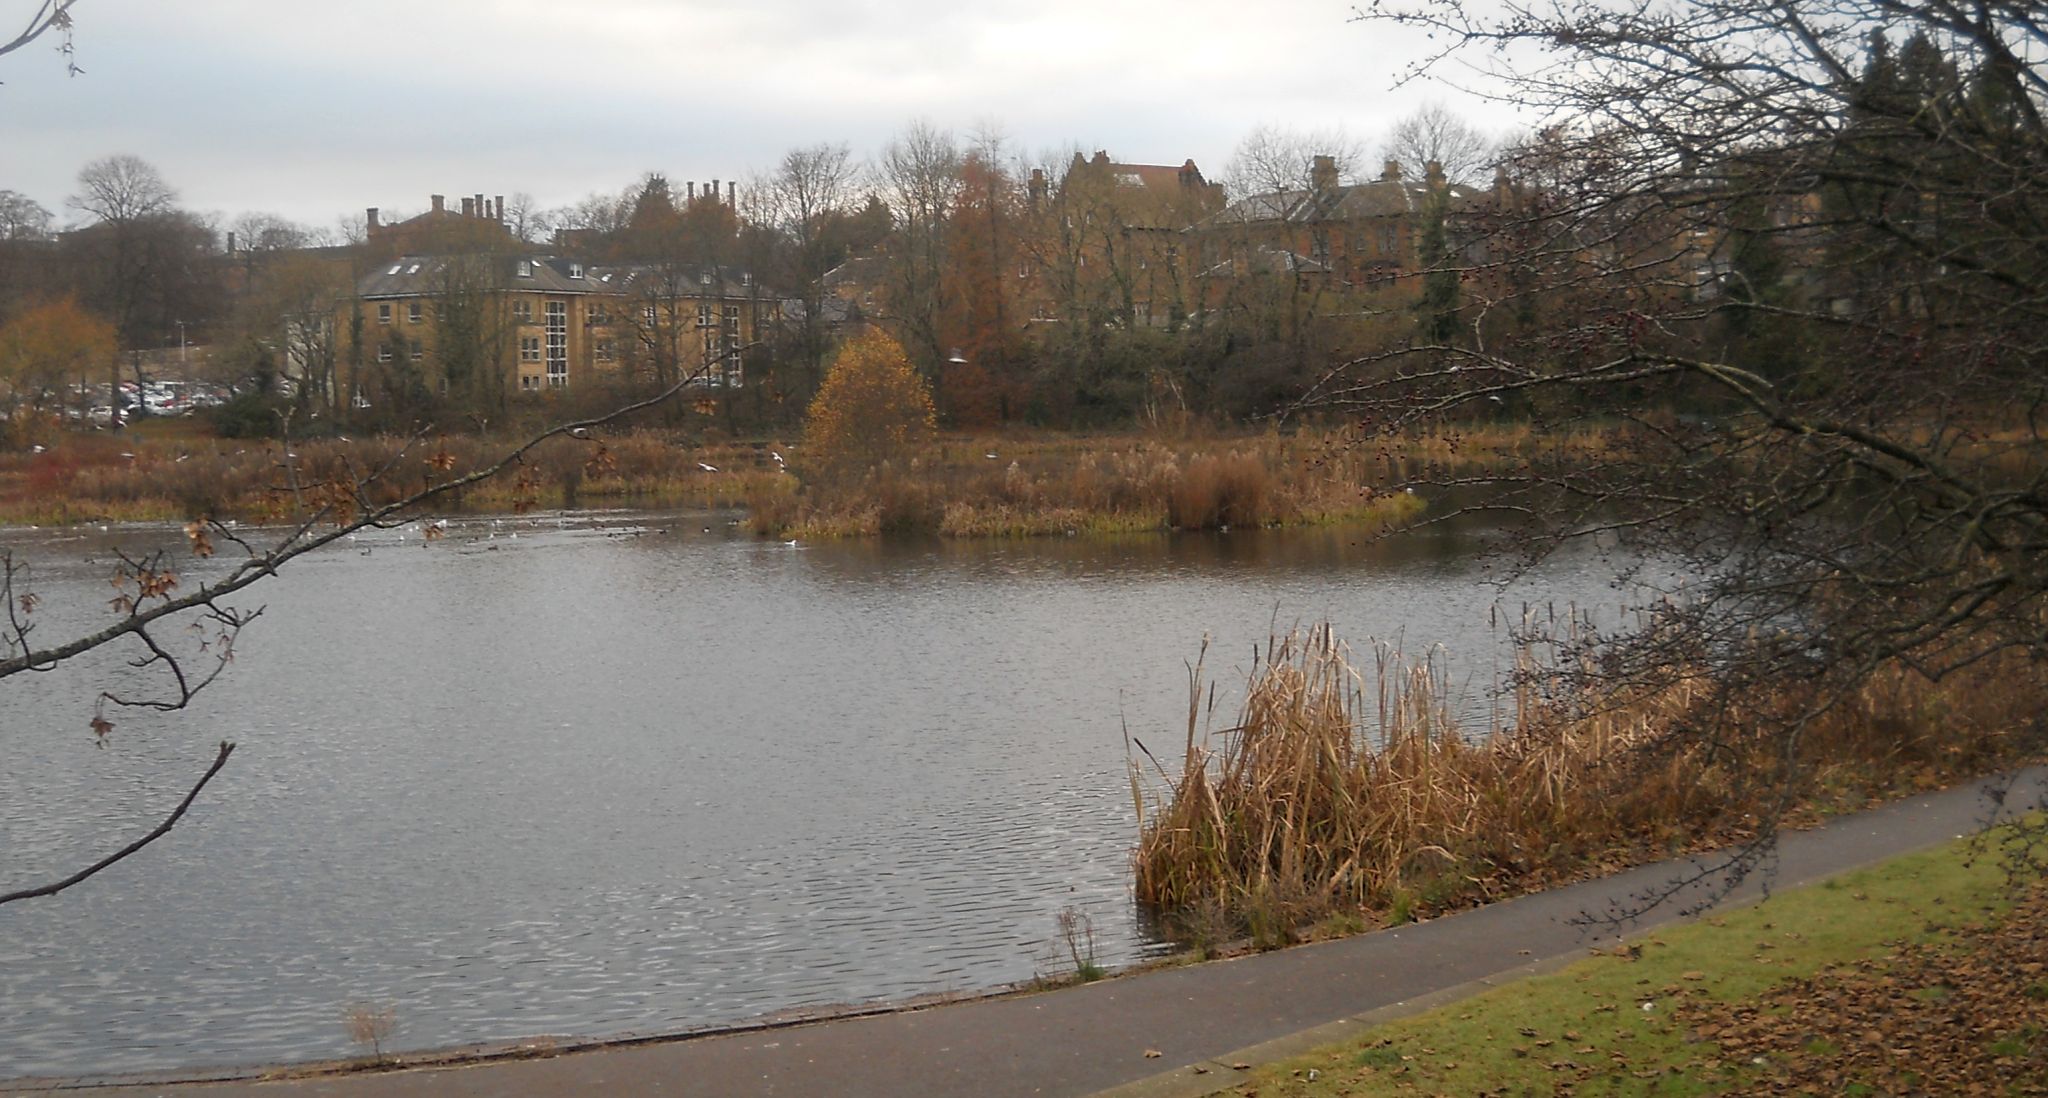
(1131, 624, 2039, 940)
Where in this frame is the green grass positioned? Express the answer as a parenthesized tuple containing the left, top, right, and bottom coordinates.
(1223, 827, 2029, 1097)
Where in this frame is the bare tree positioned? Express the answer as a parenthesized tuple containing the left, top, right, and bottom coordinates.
(1222, 123, 1369, 197)
(70, 153, 175, 225)
(747, 141, 860, 394)
(876, 120, 964, 382)
(1325, 0, 2048, 909)
(1379, 101, 1498, 186)
(0, 189, 51, 240)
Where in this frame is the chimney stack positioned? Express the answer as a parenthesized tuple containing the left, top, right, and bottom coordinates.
(1311, 154, 1338, 193)
(227, 230, 237, 254)
(474, 194, 485, 218)
(1380, 160, 1402, 182)
(495, 195, 505, 221)
(462, 196, 476, 217)
(712, 179, 721, 205)
(1028, 168, 1047, 205)
(367, 207, 381, 230)
(727, 181, 736, 206)
(431, 194, 445, 213)
(688, 181, 696, 201)
(1425, 160, 1446, 188)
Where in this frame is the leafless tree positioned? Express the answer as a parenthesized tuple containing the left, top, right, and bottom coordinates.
(0, 189, 51, 241)
(70, 153, 175, 225)
(747, 141, 861, 393)
(1378, 101, 1498, 185)
(1325, 0, 2048, 910)
(876, 120, 964, 380)
(1221, 123, 1368, 198)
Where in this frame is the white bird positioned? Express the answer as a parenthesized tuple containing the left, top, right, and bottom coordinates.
(569, 427, 593, 439)
(120, 452, 135, 460)
(769, 451, 785, 466)
(30, 444, 45, 454)
(985, 451, 999, 460)
(697, 461, 718, 472)
(175, 453, 190, 462)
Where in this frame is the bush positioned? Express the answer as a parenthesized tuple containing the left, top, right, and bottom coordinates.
(211, 391, 289, 439)
(800, 330, 936, 487)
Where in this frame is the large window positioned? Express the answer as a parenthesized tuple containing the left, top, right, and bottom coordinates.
(520, 336, 541, 362)
(512, 299, 533, 323)
(545, 300, 568, 388)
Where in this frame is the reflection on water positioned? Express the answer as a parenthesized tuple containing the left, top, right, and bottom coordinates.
(0, 511, 1635, 1078)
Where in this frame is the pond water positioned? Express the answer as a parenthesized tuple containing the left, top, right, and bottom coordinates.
(0, 511, 1639, 1078)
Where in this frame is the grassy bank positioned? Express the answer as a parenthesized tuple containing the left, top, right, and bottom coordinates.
(1220, 826, 2046, 1095)
(0, 425, 1471, 537)
(754, 430, 1437, 539)
(1131, 627, 2041, 953)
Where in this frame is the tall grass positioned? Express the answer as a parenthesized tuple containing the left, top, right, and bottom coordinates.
(782, 430, 1427, 539)
(0, 429, 785, 525)
(1130, 625, 2038, 941)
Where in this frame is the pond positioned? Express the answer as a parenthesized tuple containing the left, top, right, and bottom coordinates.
(0, 510, 1638, 1078)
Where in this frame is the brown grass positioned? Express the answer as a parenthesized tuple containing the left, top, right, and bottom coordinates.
(783, 430, 1429, 539)
(0, 428, 786, 525)
(1130, 625, 2039, 944)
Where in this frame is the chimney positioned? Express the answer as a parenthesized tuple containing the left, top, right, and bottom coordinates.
(1179, 158, 1200, 188)
(1028, 168, 1048, 205)
(1426, 160, 1446, 188)
(688, 181, 696, 201)
(727, 181, 736, 206)
(1311, 154, 1338, 193)
(1380, 160, 1402, 182)
(474, 193, 485, 218)
(712, 179, 721, 205)
(462, 196, 476, 217)
(1092, 150, 1110, 167)
(367, 207, 381, 232)
(227, 230, 237, 254)
(1493, 166, 1513, 206)
(495, 195, 505, 221)
(431, 194, 445, 213)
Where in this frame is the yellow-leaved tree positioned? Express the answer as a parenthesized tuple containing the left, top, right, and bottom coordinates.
(0, 296, 117, 445)
(801, 328, 936, 486)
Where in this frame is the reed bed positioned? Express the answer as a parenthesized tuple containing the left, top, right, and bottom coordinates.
(1130, 625, 2039, 945)
(0, 428, 784, 525)
(779, 430, 1428, 539)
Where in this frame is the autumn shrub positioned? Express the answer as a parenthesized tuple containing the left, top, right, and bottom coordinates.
(800, 329, 936, 488)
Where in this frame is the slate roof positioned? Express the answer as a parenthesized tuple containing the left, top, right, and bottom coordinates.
(356, 256, 760, 299)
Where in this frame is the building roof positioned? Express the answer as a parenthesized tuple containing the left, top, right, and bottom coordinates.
(356, 255, 760, 299)
(1207, 177, 1489, 229)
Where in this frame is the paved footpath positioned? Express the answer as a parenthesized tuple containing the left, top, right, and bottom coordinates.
(19, 770, 2043, 1098)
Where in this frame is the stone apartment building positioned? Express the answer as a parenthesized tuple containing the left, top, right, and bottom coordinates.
(342, 253, 770, 403)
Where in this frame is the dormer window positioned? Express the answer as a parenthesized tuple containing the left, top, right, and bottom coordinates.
(569, 263, 584, 279)
(517, 260, 534, 278)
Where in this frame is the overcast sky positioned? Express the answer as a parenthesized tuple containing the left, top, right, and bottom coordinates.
(2, 0, 1530, 235)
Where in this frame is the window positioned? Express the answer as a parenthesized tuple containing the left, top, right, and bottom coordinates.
(587, 303, 608, 324)
(697, 304, 713, 328)
(568, 263, 584, 279)
(407, 301, 422, 323)
(520, 375, 539, 391)
(1018, 262, 1031, 280)
(723, 305, 740, 335)
(596, 339, 614, 362)
(377, 344, 393, 363)
(512, 299, 533, 323)
(377, 303, 392, 325)
(517, 260, 534, 278)
(1310, 229, 1331, 263)
(406, 263, 422, 275)
(643, 305, 658, 325)
(545, 300, 568, 388)
(409, 339, 424, 362)
(520, 335, 541, 362)
(386, 264, 403, 276)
